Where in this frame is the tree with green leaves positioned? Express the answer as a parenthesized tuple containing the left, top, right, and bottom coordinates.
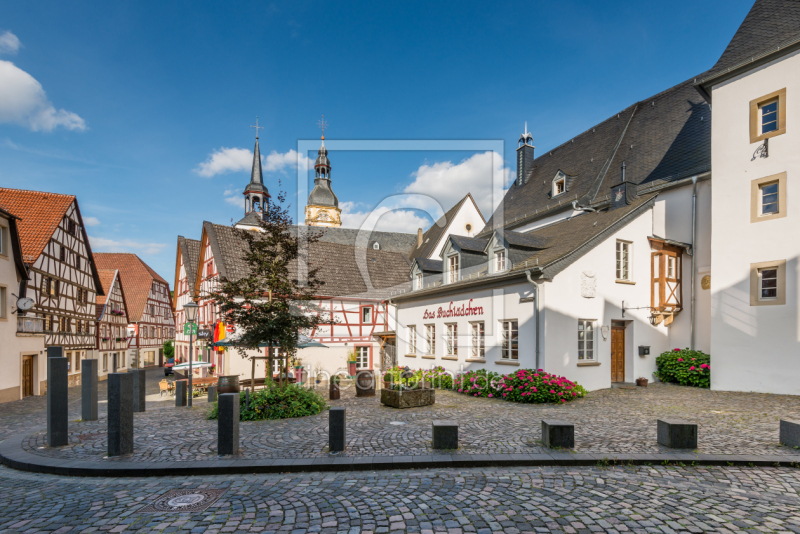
(205, 189, 328, 389)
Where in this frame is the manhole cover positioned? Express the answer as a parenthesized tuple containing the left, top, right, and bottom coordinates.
(139, 489, 226, 513)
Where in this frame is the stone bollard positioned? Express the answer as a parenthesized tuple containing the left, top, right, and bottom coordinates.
(131, 369, 146, 413)
(81, 358, 98, 422)
(657, 419, 698, 449)
(46, 347, 68, 447)
(175, 380, 188, 407)
(541, 420, 574, 449)
(432, 420, 459, 450)
(217, 393, 240, 455)
(108, 373, 134, 456)
(780, 420, 800, 448)
(207, 385, 218, 403)
(329, 407, 346, 452)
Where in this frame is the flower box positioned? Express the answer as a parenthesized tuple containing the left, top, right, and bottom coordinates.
(380, 387, 435, 409)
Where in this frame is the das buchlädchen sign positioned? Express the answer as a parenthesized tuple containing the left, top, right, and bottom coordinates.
(422, 299, 484, 320)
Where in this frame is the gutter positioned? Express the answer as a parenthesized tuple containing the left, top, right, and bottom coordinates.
(525, 269, 542, 370)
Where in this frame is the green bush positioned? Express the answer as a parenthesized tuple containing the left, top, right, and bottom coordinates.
(208, 385, 327, 421)
(655, 348, 710, 388)
(454, 368, 584, 404)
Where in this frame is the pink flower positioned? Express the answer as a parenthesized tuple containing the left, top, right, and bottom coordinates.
(549, 390, 555, 394)
(558, 392, 564, 396)
(533, 387, 537, 392)
(691, 358, 696, 361)
(689, 366, 696, 371)
(488, 393, 493, 398)
(700, 363, 708, 369)
(474, 394, 478, 397)
(673, 348, 681, 352)
(561, 399, 566, 403)
(458, 389, 462, 392)
(677, 358, 683, 362)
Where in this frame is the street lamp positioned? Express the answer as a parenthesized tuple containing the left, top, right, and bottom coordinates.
(183, 302, 199, 407)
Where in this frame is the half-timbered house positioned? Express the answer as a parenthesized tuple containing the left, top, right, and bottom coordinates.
(0, 204, 44, 402)
(94, 253, 175, 369)
(0, 188, 103, 388)
(173, 236, 201, 365)
(95, 269, 131, 378)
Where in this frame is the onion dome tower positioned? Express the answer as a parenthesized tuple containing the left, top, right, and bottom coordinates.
(305, 116, 342, 227)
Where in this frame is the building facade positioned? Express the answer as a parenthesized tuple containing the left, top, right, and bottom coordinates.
(95, 269, 130, 378)
(173, 236, 200, 365)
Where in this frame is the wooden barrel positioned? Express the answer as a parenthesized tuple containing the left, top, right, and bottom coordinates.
(329, 381, 340, 400)
(356, 370, 375, 397)
(217, 375, 240, 394)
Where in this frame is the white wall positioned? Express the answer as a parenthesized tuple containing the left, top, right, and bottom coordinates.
(709, 50, 800, 395)
(430, 199, 484, 259)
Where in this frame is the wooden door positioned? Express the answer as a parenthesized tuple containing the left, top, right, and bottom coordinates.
(22, 356, 33, 397)
(611, 325, 625, 383)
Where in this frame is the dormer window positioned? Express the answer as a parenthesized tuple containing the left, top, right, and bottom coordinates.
(553, 176, 565, 196)
(415, 272, 423, 290)
(495, 250, 506, 273)
(447, 255, 459, 284)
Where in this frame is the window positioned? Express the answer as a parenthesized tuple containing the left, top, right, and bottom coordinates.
(447, 255, 459, 284)
(501, 320, 518, 360)
(361, 306, 372, 324)
(750, 260, 786, 306)
(578, 320, 595, 360)
(103, 353, 108, 372)
(470, 322, 485, 359)
(75, 353, 81, 372)
(142, 327, 148, 339)
(495, 250, 506, 273)
(445, 324, 458, 356)
(355, 346, 369, 369)
(751, 173, 787, 223)
(407, 325, 417, 354)
(415, 273, 423, 290)
(0, 286, 6, 319)
(616, 241, 631, 281)
(425, 324, 435, 355)
(553, 176, 566, 196)
(667, 256, 676, 279)
(750, 88, 786, 143)
(75, 254, 81, 270)
(150, 305, 155, 316)
(59, 246, 66, 262)
(67, 220, 77, 236)
(206, 262, 213, 277)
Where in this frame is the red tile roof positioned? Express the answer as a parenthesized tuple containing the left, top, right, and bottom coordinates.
(0, 188, 75, 263)
(94, 253, 169, 322)
(96, 269, 117, 308)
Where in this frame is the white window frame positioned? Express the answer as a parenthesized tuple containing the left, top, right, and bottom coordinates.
(470, 321, 485, 359)
(760, 98, 779, 136)
(553, 176, 566, 197)
(495, 250, 506, 273)
(415, 272, 423, 290)
(355, 346, 369, 369)
(407, 325, 417, 354)
(760, 181, 779, 216)
(578, 319, 595, 361)
(425, 324, 436, 355)
(447, 255, 459, 284)
(445, 323, 458, 356)
(361, 306, 372, 324)
(616, 240, 632, 281)
(500, 320, 518, 360)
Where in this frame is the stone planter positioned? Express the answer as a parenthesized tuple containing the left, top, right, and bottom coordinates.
(380, 387, 435, 409)
(636, 378, 649, 387)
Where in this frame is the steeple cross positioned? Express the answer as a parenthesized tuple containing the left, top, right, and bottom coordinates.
(317, 115, 328, 139)
(251, 117, 263, 139)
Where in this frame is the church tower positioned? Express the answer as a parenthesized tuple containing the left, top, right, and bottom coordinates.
(305, 118, 342, 227)
(243, 119, 270, 218)
(516, 122, 535, 187)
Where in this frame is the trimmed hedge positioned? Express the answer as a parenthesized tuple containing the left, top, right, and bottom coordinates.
(655, 348, 710, 388)
(208, 385, 327, 421)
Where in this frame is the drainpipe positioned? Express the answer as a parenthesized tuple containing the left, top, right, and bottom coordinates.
(525, 270, 541, 370)
(690, 176, 698, 350)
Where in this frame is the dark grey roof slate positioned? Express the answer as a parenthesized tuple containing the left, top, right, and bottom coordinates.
(409, 194, 480, 260)
(413, 258, 443, 272)
(481, 77, 710, 234)
(244, 139, 269, 195)
(450, 235, 489, 253)
(178, 236, 200, 291)
(698, 0, 800, 84)
(236, 211, 264, 227)
(205, 222, 411, 300)
(292, 226, 418, 254)
(501, 230, 553, 249)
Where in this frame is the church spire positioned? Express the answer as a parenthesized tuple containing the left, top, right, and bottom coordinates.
(305, 116, 342, 227)
(243, 117, 269, 216)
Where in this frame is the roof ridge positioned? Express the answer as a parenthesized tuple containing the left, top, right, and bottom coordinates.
(0, 187, 76, 200)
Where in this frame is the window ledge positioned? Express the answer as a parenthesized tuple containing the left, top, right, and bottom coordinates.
(405, 354, 417, 358)
(465, 358, 486, 363)
(421, 355, 436, 359)
(496, 360, 520, 366)
(577, 361, 601, 367)
(615, 280, 636, 285)
(441, 356, 459, 361)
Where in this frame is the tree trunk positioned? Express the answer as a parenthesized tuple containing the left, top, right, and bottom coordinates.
(267, 345, 273, 389)
(251, 356, 256, 395)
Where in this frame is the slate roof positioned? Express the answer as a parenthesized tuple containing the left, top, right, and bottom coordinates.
(0, 188, 77, 263)
(450, 235, 489, 253)
(413, 258, 444, 272)
(94, 253, 168, 322)
(481, 77, 710, 235)
(178, 236, 201, 290)
(697, 0, 800, 86)
(409, 193, 482, 260)
(500, 230, 553, 250)
(204, 222, 412, 299)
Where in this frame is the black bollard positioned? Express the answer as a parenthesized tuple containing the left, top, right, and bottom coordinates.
(46, 347, 68, 447)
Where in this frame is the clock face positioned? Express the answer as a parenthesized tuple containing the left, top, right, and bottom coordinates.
(318, 211, 330, 221)
(16, 297, 35, 311)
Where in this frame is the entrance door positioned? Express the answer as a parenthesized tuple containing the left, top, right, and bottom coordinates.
(611, 322, 626, 383)
(22, 356, 34, 398)
(112, 353, 118, 373)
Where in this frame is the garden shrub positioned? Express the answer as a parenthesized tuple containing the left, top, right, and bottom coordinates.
(382, 365, 454, 389)
(208, 385, 327, 421)
(453, 368, 584, 404)
(655, 348, 710, 388)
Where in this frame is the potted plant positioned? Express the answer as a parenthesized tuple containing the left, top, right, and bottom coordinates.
(636, 377, 649, 387)
(209, 364, 216, 376)
(346, 350, 357, 377)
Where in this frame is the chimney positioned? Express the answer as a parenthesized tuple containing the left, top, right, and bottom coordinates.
(417, 228, 423, 248)
(516, 122, 535, 186)
(610, 161, 637, 210)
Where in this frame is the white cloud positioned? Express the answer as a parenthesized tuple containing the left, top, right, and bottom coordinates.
(223, 189, 244, 208)
(0, 31, 21, 55)
(196, 147, 313, 177)
(89, 236, 167, 256)
(83, 216, 100, 227)
(404, 151, 511, 218)
(340, 201, 430, 234)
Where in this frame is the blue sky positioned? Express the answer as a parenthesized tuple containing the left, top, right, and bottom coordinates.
(0, 0, 753, 284)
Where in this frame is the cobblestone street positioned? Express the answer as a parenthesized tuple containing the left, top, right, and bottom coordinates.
(2, 464, 800, 533)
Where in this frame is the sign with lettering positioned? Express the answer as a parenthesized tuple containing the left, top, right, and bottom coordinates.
(183, 323, 198, 335)
(422, 299, 484, 320)
(197, 328, 213, 340)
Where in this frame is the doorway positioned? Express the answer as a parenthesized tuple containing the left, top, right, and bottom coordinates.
(611, 321, 626, 383)
(22, 356, 34, 398)
(112, 353, 118, 373)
